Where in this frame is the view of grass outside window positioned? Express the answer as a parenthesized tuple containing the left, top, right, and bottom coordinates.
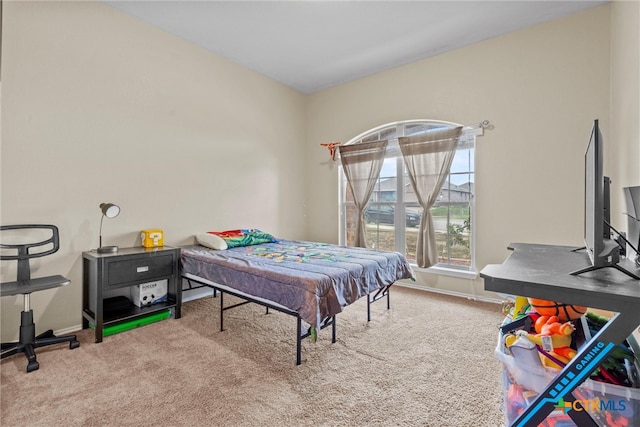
(341, 120, 474, 270)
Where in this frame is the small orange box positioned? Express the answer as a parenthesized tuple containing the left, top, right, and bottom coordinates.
(141, 229, 164, 248)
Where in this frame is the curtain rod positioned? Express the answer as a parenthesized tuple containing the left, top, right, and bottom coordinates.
(321, 119, 493, 161)
(463, 120, 494, 136)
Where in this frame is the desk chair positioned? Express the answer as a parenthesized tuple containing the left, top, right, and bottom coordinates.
(1, 224, 80, 372)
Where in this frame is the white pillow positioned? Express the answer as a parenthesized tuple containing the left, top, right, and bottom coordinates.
(196, 233, 228, 250)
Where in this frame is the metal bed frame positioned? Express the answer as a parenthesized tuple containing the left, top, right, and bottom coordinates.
(183, 274, 392, 365)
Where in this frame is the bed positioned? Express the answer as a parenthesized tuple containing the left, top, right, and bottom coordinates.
(181, 234, 414, 364)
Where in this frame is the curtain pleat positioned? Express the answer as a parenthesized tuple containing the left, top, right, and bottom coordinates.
(338, 140, 388, 248)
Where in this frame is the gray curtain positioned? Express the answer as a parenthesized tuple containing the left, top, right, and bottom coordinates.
(339, 140, 388, 247)
(398, 126, 463, 268)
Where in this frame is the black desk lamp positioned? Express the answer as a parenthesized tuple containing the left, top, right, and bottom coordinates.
(98, 202, 120, 254)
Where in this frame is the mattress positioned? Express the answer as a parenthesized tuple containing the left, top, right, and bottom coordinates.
(181, 239, 414, 328)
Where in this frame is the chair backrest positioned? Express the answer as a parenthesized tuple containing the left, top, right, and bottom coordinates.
(0, 225, 61, 281)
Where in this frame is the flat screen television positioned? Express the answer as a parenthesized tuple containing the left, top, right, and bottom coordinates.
(624, 186, 640, 265)
(571, 119, 639, 279)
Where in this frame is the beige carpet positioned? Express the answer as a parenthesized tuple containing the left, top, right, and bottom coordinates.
(1, 286, 505, 426)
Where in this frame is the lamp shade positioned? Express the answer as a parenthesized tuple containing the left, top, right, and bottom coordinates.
(100, 203, 120, 219)
(98, 202, 120, 253)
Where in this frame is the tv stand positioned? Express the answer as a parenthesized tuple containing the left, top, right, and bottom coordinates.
(568, 245, 640, 280)
(570, 261, 640, 280)
(481, 243, 640, 427)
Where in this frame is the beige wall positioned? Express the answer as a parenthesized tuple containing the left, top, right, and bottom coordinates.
(0, 1, 307, 339)
(610, 0, 640, 223)
(305, 5, 616, 298)
(1, 2, 638, 338)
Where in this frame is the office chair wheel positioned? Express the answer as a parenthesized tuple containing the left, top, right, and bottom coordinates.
(70, 340, 80, 350)
(26, 360, 39, 373)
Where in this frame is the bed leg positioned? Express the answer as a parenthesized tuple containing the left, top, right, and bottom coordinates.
(219, 291, 224, 332)
(296, 316, 302, 366)
(387, 286, 390, 310)
(367, 294, 371, 322)
(332, 316, 336, 343)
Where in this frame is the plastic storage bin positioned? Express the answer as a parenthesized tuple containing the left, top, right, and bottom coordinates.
(496, 332, 640, 426)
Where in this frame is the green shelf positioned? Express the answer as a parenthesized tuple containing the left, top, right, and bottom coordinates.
(90, 309, 171, 337)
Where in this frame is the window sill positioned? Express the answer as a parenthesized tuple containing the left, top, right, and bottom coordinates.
(410, 264, 478, 280)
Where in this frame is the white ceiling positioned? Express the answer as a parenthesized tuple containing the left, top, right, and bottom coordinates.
(104, 1, 608, 94)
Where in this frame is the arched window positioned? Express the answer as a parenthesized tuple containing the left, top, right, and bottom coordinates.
(339, 119, 476, 271)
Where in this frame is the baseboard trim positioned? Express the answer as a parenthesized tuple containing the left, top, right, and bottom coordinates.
(51, 284, 498, 337)
(182, 286, 215, 302)
(396, 281, 503, 304)
(54, 325, 84, 335)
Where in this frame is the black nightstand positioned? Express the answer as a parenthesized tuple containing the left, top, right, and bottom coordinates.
(82, 246, 182, 342)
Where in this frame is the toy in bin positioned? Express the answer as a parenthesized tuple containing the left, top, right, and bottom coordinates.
(498, 296, 640, 427)
(141, 229, 164, 248)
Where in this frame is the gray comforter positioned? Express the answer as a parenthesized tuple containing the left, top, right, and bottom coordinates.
(181, 239, 414, 328)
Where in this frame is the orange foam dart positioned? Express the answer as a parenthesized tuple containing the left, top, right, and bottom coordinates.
(320, 142, 341, 161)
